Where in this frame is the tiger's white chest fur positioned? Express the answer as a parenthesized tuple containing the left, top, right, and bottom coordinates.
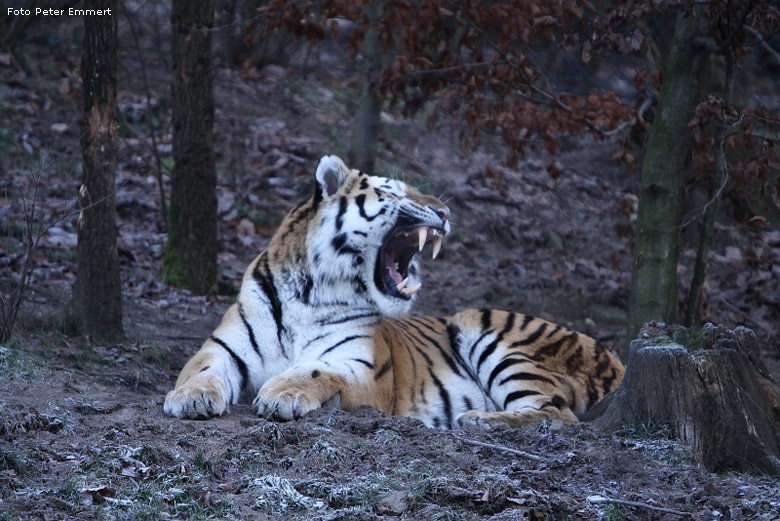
(232, 251, 383, 403)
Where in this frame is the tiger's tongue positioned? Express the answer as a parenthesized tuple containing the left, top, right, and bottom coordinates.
(386, 258, 403, 284)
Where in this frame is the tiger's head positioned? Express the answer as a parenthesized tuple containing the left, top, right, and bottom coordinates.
(268, 155, 450, 317)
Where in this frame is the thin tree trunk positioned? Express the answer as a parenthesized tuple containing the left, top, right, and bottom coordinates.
(684, 51, 735, 327)
(164, 0, 218, 294)
(627, 10, 712, 345)
(348, 0, 383, 173)
(69, 0, 124, 341)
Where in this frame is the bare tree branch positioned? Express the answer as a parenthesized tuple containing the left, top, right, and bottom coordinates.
(587, 495, 693, 518)
(451, 434, 550, 463)
(743, 23, 780, 65)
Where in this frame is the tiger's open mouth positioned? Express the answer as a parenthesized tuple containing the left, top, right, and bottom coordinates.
(374, 225, 444, 300)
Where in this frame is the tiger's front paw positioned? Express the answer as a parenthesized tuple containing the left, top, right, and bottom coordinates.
(455, 410, 496, 430)
(252, 380, 322, 421)
(164, 377, 229, 419)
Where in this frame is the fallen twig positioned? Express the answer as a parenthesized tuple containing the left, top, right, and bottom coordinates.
(587, 495, 692, 518)
(453, 435, 550, 463)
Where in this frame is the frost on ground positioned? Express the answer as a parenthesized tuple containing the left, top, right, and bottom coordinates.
(2, 355, 780, 521)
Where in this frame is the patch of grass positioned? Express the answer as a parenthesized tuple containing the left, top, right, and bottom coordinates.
(235, 448, 265, 473)
(59, 348, 103, 372)
(303, 439, 342, 463)
(130, 486, 167, 520)
(18, 310, 64, 335)
(374, 426, 402, 445)
(0, 344, 42, 381)
(567, 425, 598, 443)
(0, 219, 27, 241)
(0, 448, 24, 474)
(129, 483, 235, 521)
(407, 480, 432, 512)
(598, 503, 627, 520)
(338, 488, 376, 509)
(176, 433, 198, 450)
(251, 475, 328, 514)
(348, 437, 366, 451)
(137, 444, 164, 467)
(174, 493, 235, 520)
(193, 451, 214, 474)
(55, 477, 82, 504)
(46, 247, 76, 263)
(615, 419, 674, 440)
(140, 344, 173, 371)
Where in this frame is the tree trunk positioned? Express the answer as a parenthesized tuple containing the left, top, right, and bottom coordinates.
(627, 10, 712, 344)
(164, 0, 218, 294)
(69, 0, 124, 342)
(684, 51, 735, 327)
(347, 0, 383, 174)
(595, 323, 780, 475)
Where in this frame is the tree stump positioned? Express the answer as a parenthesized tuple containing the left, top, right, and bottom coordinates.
(594, 323, 780, 475)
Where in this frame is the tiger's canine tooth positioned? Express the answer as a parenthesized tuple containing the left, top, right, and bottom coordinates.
(418, 227, 428, 252)
(432, 235, 442, 259)
(397, 277, 409, 291)
(404, 282, 422, 295)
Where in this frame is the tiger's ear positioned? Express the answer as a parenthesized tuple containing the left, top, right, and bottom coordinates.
(315, 155, 350, 198)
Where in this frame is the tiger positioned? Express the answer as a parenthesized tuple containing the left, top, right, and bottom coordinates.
(164, 155, 625, 429)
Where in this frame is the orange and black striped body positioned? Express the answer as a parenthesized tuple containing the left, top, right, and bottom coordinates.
(164, 155, 625, 429)
(374, 311, 623, 428)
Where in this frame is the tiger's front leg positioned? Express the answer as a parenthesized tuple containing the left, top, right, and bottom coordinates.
(164, 304, 256, 419)
(164, 343, 235, 419)
(252, 364, 351, 420)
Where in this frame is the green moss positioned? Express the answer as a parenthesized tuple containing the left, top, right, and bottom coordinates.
(160, 156, 175, 173)
(163, 200, 216, 293)
(687, 328, 706, 350)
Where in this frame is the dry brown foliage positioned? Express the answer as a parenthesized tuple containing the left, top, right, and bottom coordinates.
(252, 0, 778, 213)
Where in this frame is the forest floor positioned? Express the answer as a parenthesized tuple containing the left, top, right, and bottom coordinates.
(1, 10, 780, 521)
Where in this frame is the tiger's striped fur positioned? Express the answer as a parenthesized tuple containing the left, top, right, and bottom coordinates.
(164, 156, 624, 428)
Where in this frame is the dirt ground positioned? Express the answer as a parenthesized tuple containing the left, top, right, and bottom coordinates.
(2, 9, 780, 521)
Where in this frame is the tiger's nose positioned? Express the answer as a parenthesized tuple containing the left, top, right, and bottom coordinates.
(430, 205, 450, 223)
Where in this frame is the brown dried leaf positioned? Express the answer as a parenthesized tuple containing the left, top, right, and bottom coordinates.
(547, 162, 562, 180)
(633, 70, 647, 90)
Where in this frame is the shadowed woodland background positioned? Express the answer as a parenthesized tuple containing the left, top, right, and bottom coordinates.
(1, 0, 780, 519)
